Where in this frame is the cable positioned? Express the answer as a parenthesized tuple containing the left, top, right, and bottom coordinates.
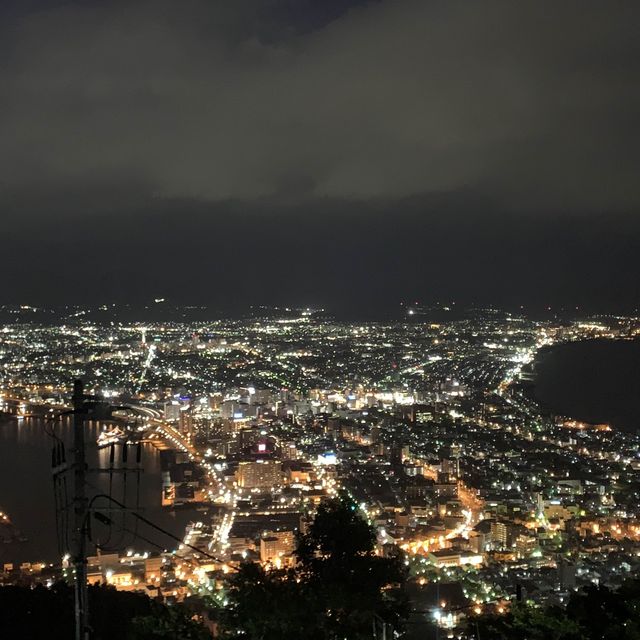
(104, 518, 219, 578)
(86, 478, 116, 551)
(120, 444, 129, 547)
(44, 404, 223, 571)
(105, 444, 116, 549)
(87, 494, 233, 568)
(44, 411, 73, 554)
(133, 442, 142, 545)
(61, 472, 71, 552)
(53, 474, 63, 554)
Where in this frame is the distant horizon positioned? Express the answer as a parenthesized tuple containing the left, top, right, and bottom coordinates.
(1, 299, 638, 324)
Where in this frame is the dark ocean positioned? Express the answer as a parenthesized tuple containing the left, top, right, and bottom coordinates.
(533, 338, 640, 433)
(0, 416, 198, 565)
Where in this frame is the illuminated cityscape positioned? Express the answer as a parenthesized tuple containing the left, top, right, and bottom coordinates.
(1, 304, 639, 637)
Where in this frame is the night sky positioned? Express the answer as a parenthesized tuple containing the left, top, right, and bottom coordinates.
(1, 0, 639, 315)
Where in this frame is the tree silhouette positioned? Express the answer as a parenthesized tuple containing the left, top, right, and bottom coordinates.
(221, 496, 408, 640)
(469, 578, 640, 640)
(0, 582, 209, 640)
(129, 601, 211, 640)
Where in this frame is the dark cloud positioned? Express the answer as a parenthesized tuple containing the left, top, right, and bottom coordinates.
(0, 1, 638, 311)
(1, 0, 639, 210)
(2, 195, 639, 315)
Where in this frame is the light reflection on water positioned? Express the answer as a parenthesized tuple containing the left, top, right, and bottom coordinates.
(0, 415, 198, 565)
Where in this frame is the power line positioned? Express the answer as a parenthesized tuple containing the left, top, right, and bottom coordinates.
(89, 493, 233, 568)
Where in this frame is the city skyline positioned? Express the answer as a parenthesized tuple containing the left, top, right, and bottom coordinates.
(1, 308, 640, 639)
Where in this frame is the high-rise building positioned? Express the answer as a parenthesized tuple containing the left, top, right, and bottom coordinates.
(490, 521, 510, 550)
(515, 534, 537, 558)
(259, 530, 295, 565)
(440, 457, 460, 479)
(164, 401, 181, 421)
(179, 405, 193, 437)
(239, 427, 261, 451)
(237, 460, 282, 489)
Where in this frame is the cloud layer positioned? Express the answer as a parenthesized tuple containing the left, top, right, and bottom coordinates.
(1, 0, 639, 212)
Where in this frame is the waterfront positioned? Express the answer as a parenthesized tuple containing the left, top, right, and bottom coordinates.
(0, 415, 197, 565)
(533, 338, 640, 433)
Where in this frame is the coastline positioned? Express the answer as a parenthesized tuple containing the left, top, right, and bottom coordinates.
(0, 413, 197, 565)
(527, 337, 640, 434)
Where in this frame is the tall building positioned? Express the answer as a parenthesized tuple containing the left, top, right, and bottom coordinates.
(490, 521, 510, 550)
(515, 534, 537, 558)
(164, 401, 181, 421)
(259, 530, 295, 565)
(440, 457, 460, 480)
(237, 460, 282, 489)
(178, 405, 193, 438)
(238, 427, 261, 451)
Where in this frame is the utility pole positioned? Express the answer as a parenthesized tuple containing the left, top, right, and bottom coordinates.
(50, 380, 147, 639)
(72, 379, 89, 640)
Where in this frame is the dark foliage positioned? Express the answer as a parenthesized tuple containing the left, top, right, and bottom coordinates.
(469, 578, 640, 640)
(221, 496, 408, 640)
(0, 581, 208, 640)
(222, 563, 320, 640)
(129, 601, 212, 640)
